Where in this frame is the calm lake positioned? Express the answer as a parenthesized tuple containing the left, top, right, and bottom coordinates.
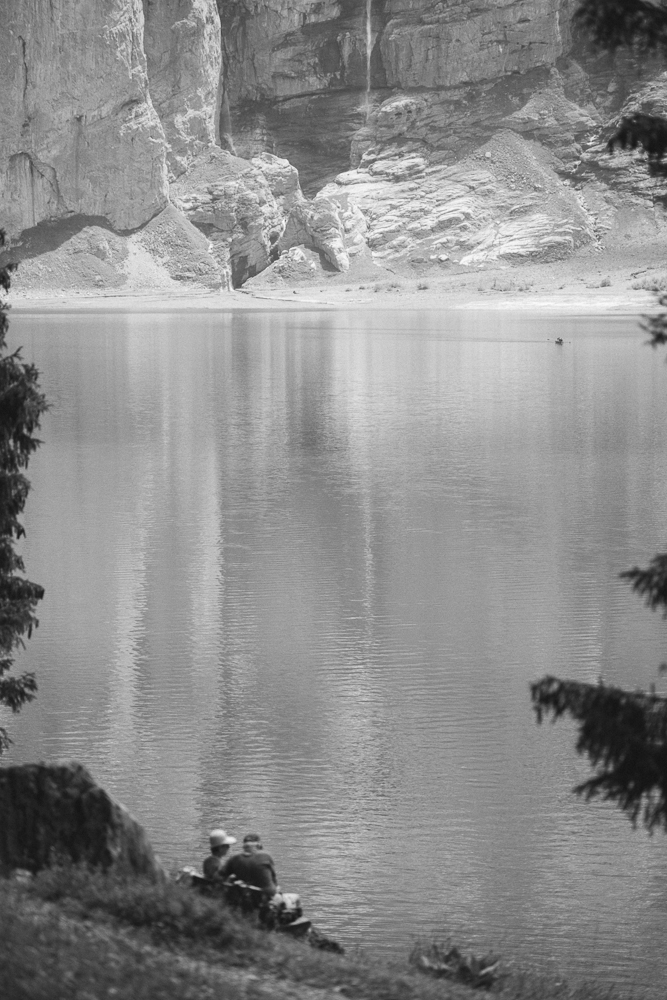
(4, 307, 667, 992)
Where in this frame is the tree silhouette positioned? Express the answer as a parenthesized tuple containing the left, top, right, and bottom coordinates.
(531, 0, 667, 832)
(0, 230, 47, 752)
(575, 0, 667, 175)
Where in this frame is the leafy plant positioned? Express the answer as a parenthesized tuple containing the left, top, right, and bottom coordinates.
(410, 939, 500, 990)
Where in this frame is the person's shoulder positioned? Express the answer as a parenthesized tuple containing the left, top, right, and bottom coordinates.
(254, 851, 275, 865)
(203, 855, 221, 878)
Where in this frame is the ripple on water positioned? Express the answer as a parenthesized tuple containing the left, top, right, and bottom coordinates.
(4, 309, 667, 996)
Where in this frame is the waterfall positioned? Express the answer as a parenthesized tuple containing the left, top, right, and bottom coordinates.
(365, 0, 372, 119)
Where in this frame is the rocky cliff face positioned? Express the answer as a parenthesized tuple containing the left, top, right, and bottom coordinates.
(144, 0, 222, 178)
(220, 0, 579, 189)
(219, 0, 667, 269)
(0, 0, 226, 235)
(0, 0, 169, 236)
(1, 0, 666, 290)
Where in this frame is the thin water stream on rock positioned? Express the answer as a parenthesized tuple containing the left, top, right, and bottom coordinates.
(365, 0, 372, 117)
(4, 308, 667, 995)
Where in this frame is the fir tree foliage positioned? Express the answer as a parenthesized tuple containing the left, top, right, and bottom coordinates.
(575, 0, 667, 55)
(576, 0, 667, 174)
(607, 113, 667, 177)
(530, 0, 667, 832)
(531, 677, 667, 832)
(641, 293, 667, 347)
(0, 230, 47, 752)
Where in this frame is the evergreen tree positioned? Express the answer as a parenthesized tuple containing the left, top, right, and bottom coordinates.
(0, 230, 47, 752)
(577, 0, 667, 175)
(531, 0, 667, 832)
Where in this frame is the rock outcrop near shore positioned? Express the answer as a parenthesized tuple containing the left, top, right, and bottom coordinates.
(1, 0, 667, 291)
(0, 762, 164, 879)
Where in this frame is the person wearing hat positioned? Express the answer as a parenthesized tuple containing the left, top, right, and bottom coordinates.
(221, 832, 279, 896)
(203, 828, 237, 880)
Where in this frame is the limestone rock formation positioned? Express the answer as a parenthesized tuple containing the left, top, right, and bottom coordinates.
(2, 0, 667, 289)
(0, 762, 164, 879)
(171, 147, 290, 287)
(322, 129, 593, 266)
(218, 0, 667, 277)
(0, 0, 169, 237)
(280, 198, 350, 272)
(171, 147, 354, 286)
(220, 0, 578, 189)
(502, 78, 600, 165)
(380, 0, 574, 90)
(144, 0, 222, 178)
(580, 75, 667, 201)
(220, 0, 573, 103)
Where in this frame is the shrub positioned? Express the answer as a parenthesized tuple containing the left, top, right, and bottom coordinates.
(410, 939, 501, 990)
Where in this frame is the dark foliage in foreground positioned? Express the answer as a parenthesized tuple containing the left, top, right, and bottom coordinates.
(0, 230, 47, 752)
(576, 1, 667, 174)
(531, 294, 667, 832)
(621, 552, 667, 613)
(607, 113, 667, 177)
(575, 0, 667, 55)
(531, 677, 667, 832)
(641, 294, 667, 347)
(530, 0, 667, 836)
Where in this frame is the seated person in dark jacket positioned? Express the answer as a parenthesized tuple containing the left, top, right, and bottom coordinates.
(222, 832, 278, 895)
(203, 828, 237, 880)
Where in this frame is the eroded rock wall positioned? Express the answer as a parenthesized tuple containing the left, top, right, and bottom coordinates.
(380, 0, 575, 89)
(217, 0, 667, 271)
(219, 0, 579, 190)
(143, 0, 222, 178)
(0, 0, 169, 237)
(2, 0, 666, 286)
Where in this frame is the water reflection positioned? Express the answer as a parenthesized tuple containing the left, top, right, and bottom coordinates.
(4, 308, 667, 994)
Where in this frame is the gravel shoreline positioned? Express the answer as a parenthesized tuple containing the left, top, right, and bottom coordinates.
(7, 245, 666, 317)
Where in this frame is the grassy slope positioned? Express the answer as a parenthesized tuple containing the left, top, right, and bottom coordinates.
(0, 869, 636, 1000)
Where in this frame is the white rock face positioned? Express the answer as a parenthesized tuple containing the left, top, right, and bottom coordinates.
(171, 147, 293, 288)
(144, 0, 222, 178)
(171, 147, 353, 287)
(280, 197, 351, 272)
(381, 0, 574, 89)
(222, 0, 574, 101)
(0, 0, 169, 237)
(322, 129, 593, 265)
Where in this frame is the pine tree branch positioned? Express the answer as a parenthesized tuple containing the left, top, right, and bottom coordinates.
(531, 677, 667, 831)
(575, 0, 667, 54)
(0, 229, 47, 749)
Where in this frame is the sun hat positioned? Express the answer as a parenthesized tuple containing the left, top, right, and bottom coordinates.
(209, 828, 237, 847)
